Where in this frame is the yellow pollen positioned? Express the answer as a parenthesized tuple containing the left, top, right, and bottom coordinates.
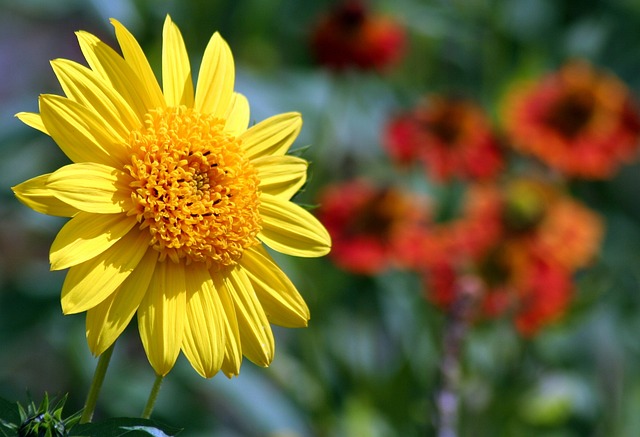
(126, 106, 261, 267)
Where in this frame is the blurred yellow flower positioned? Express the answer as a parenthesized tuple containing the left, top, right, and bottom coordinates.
(12, 15, 331, 378)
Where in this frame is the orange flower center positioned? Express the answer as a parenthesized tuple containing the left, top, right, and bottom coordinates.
(126, 106, 261, 267)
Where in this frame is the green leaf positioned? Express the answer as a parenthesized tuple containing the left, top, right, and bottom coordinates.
(0, 397, 20, 424)
(70, 418, 182, 437)
(0, 397, 20, 436)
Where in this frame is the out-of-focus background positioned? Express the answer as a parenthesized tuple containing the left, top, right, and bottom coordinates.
(2, 0, 640, 436)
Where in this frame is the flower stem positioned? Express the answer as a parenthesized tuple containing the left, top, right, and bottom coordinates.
(436, 275, 480, 437)
(142, 374, 164, 419)
(80, 343, 115, 424)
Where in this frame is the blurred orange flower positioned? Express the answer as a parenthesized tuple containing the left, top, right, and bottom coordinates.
(534, 199, 604, 269)
(503, 61, 640, 178)
(384, 96, 503, 182)
(310, 0, 406, 72)
(317, 179, 429, 274)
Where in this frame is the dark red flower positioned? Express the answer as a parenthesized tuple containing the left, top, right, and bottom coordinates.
(310, 0, 406, 71)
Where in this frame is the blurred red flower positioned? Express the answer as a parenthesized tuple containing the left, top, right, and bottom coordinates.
(310, 0, 406, 71)
(317, 179, 429, 274)
(398, 184, 503, 270)
(417, 178, 603, 336)
(503, 61, 640, 178)
(384, 96, 504, 182)
(510, 255, 574, 336)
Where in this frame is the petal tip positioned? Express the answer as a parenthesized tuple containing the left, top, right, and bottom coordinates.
(163, 14, 175, 29)
(223, 370, 239, 379)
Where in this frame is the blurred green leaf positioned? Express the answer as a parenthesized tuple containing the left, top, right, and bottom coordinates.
(0, 397, 20, 437)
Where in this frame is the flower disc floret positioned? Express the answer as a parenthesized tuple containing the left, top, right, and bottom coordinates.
(126, 106, 261, 267)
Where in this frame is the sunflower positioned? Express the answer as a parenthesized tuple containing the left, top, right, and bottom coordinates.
(12, 15, 331, 378)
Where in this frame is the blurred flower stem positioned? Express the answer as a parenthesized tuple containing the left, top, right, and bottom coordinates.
(80, 343, 115, 423)
(436, 275, 480, 437)
(142, 375, 165, 419)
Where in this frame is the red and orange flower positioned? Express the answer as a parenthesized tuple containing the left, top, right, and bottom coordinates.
(417, 178, 603, 336)
(317, 179, 428, 274)
(503, 61, 640, 178)
(384, 96, 503, 182)
(310, 0, 406, 72)
(473, 248, 574, 336)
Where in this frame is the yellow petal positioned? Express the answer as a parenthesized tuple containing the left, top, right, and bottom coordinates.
(240, 245, 310, 327)
(162, 15, 194, 108)
(241, 112, 302, 160)
(51, 59, 140, 137)
(224, 93, 249, 136)
(46, 162, 133, 214)
(12, 174, 79, 217)
(181, 263, 225, 378)
(214, 272, 242, 378)
(194, 32, 234, 117)
(61, 228, 151, 314)
(254, 155, 308, 199)
(16, 112, 48, 135)
(111, 18, 165, 110)
(86, 249, 158, 355)
(76, 31, 151, 120)
(258, 193, 331, 257)
(50, 212, 137, 270)
(224, 266, 274, 367)
(40, 94, 130, 167)
(138, 260, 187, 376)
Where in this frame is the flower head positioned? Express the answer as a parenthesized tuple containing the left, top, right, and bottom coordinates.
(384, 96, 503, 182)
(317, 179, 428, 274)
(503, 61, 640, 178)
(417, 179, 602, 336)
(12, 16, 331, 378)
(310, 0, 406, 72)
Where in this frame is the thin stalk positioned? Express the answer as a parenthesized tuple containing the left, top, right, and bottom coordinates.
(141, 374, 165, 419)
(80, 343, 115, 424)
(435, 275, 480, 437)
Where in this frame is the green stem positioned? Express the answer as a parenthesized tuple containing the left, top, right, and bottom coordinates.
(80, 343, 115, 424)
(142, 374, 164, 419)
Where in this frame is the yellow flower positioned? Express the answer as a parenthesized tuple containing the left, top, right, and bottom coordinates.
(12, 15, 331, 378)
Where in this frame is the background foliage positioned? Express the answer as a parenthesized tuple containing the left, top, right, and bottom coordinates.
(1, 0, 640, 436)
